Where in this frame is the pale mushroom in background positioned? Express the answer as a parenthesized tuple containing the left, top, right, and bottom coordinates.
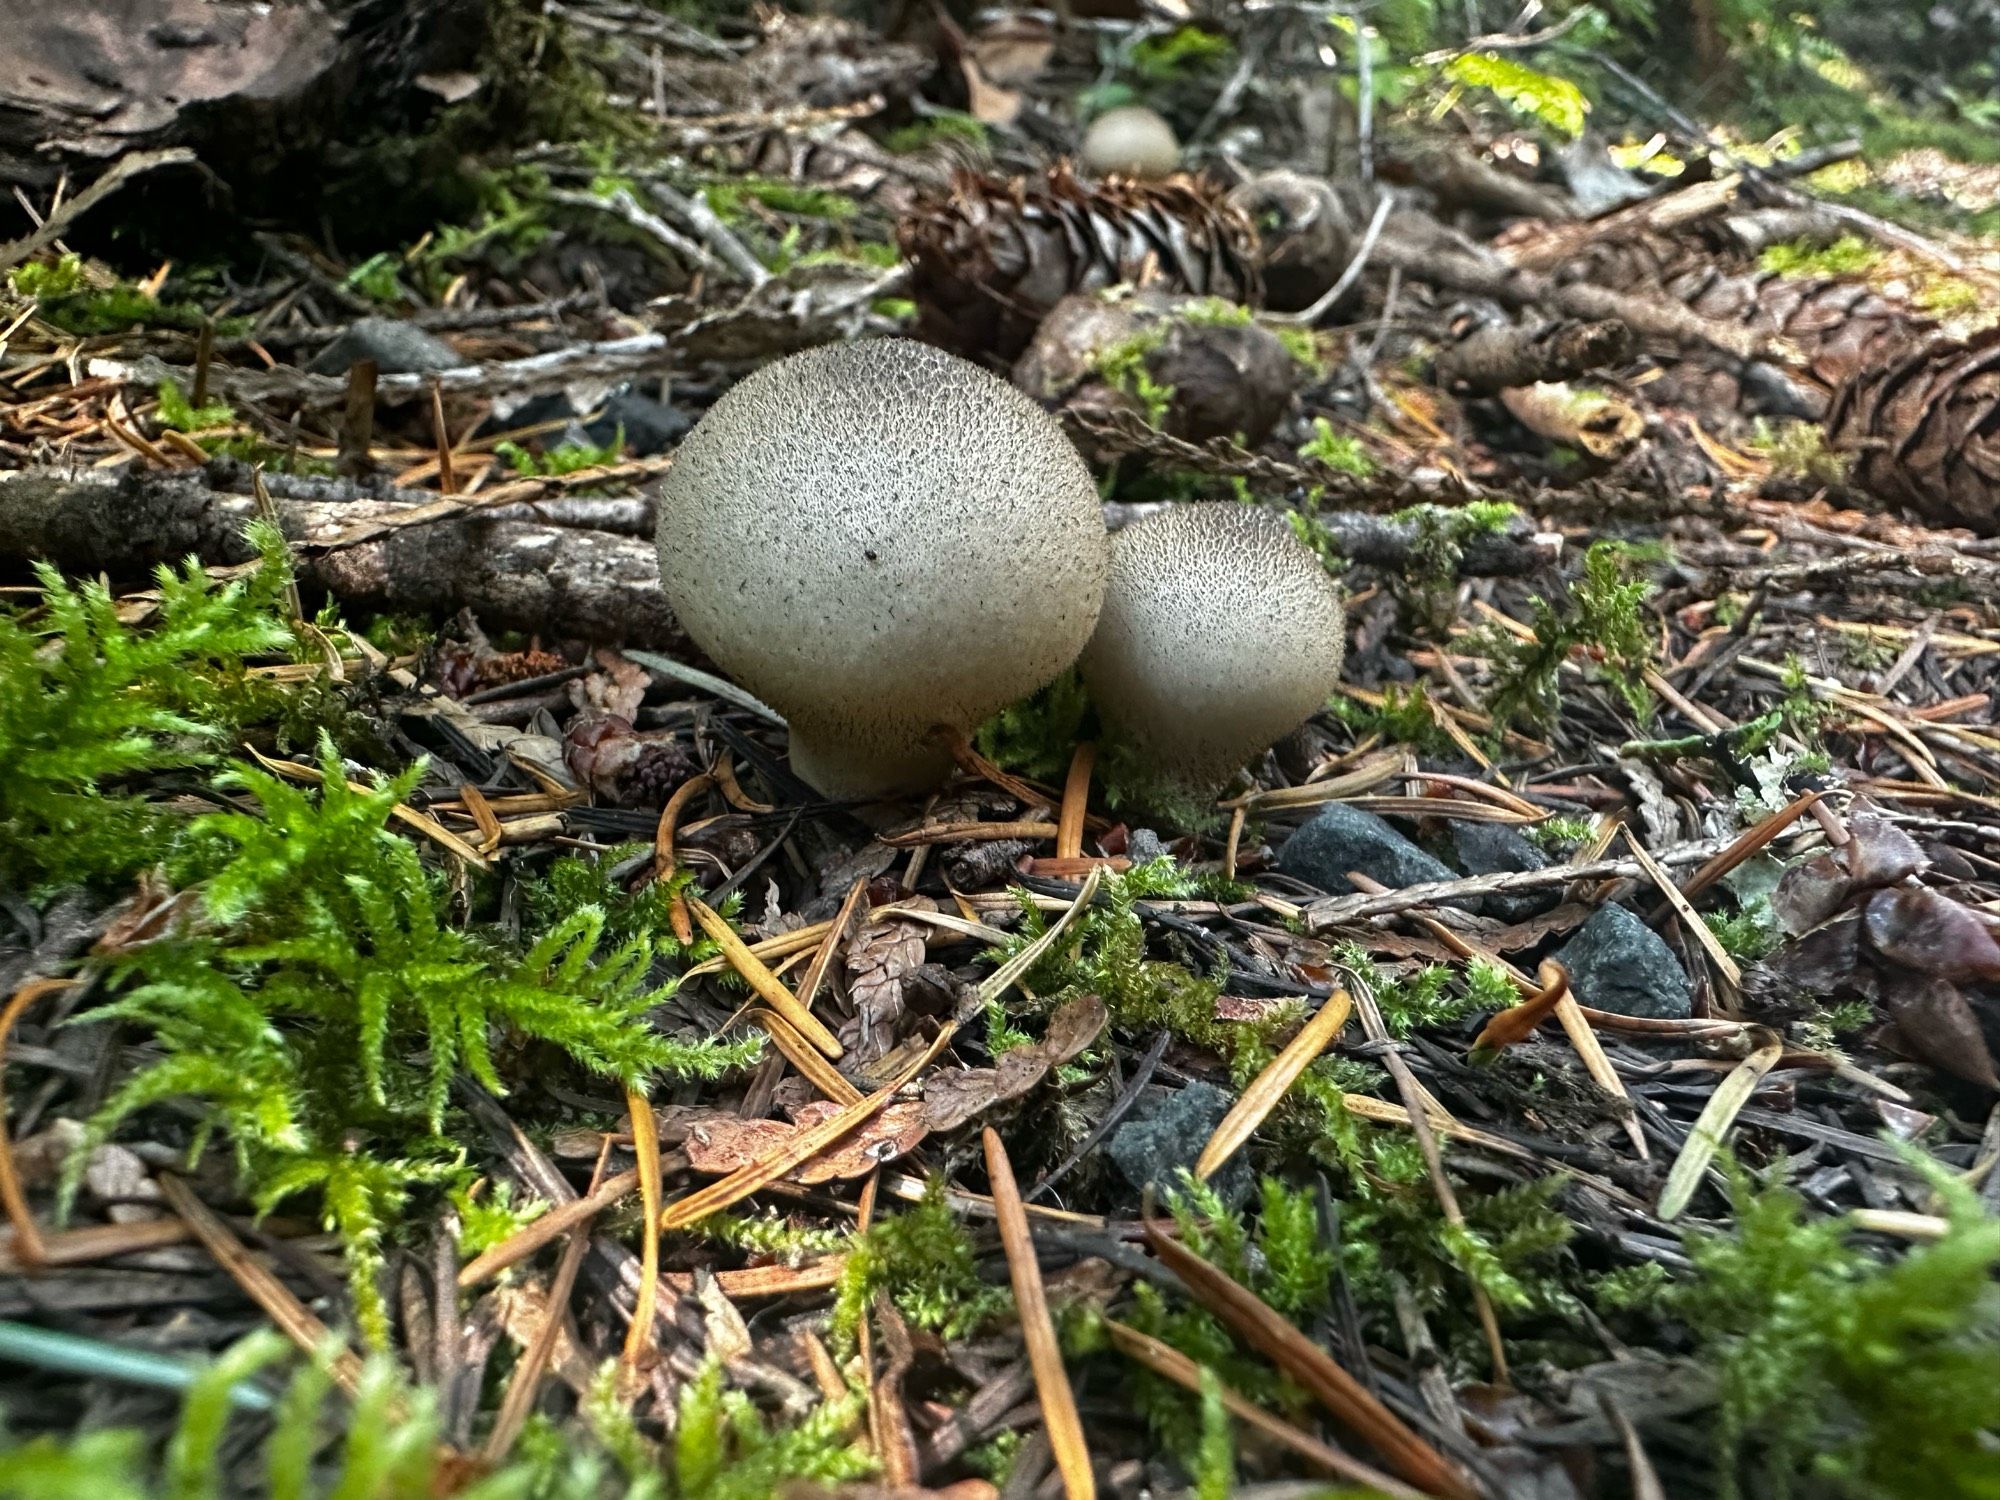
(1080, 105, 1181, 179)
(654, 339, 1109, 800)
(1080, 505, 1346, 795)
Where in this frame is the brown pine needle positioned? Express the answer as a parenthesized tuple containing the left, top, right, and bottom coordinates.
(654, 772, 717, 944)
(659, 1029, 951, 1231)
(797, 875, 868, 1014)
(1468, 960, 1569, 1061)
(158, 1173, 368, 1398)
(1657, 1027, 1784, 1220)
(0, 976, 72, 1269)
(621, 1087, 663, 1370)
(1141, 1219, 1476, 1500)
(984, 1127, 1094, 1500)
(752, 1008, 863, 1105)
(688, 895, 844, 1060)
(1196, 989, 1353, 1180)
(461, 1168, 641, 1287)
(1101, 1320, 1428, 1500)
(1056, 742, 1096, 860)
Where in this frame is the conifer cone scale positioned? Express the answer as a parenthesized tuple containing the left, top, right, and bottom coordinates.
(1826, 325, 2000, 535)
(897, 165, 1262, 364)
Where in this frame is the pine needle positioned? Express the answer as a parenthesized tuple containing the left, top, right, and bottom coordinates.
(1657, 1028, 1784, 1221)
(1196, 988, 1352, 1180)
(689, 894, 845, 1060)
(985, 1127, 1094, 1500)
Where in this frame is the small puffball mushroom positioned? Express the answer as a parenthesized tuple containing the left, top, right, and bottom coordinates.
(1080, 105, 1181, 179)
(1080, 505, 1345, 794)
(654, 338, 1109, 800)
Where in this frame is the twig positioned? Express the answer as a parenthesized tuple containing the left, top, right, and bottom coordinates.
(0, 150, 199, 273)
(1267, 188, 1394, 326)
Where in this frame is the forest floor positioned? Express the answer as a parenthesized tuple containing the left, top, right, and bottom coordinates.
(4, 3, 2000, 1498)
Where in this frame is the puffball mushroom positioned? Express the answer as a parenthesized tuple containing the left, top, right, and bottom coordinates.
(1080, 505, 1345, 795)
(653, 338, 1109, 801)
(1079, 105, 1181, 179)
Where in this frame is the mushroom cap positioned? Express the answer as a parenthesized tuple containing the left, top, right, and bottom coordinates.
(1080, 504, 1345, 793)
(654, 338, 1109, 800)
(1079, 105, 1181, 179)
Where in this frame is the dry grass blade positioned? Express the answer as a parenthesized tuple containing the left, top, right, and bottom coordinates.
(979, 866, 1103, 1006)
(1196, 989, 1353, 1180)
(688, 895, 845, 1060)
(1551, 988, 1651, 1160)
(1101, 1320, 1428, 1500)
(659, 1029, 951, 1231)
(984, 1127, 1093, 1500)
(1056, 742, 1096, 860)
(753, 1008, 864, 1105)
(1657, 1028, 1784, 1220)
(157, 1173, 367, 1398)
(621, 1087, 663, 1370)
(0, 976, 73, 1268)
(1141, 1219, 1476, 1500)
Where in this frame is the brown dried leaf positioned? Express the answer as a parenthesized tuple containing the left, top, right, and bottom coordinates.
(681, 1100, 930, 1184)
(1885, 976, 2000, 1090)
(1863, 885, 2000, 983)
(921, 995, 1107, 1132)
(1771, 815, 1928, 937)
(842, 914, 930, 1065)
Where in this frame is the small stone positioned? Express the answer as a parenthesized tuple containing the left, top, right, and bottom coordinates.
(1125, 828, 1168, 865)
(1449, 820, 1554, 922)
(585, 387, 691, 456)
(1278, 802, 1457, 896)
(83, 1142, 165, 1223)
(1556, 904, 1693, 1019)
(1108, 1080, 1251, 1207)
(309, 317, 463, 376)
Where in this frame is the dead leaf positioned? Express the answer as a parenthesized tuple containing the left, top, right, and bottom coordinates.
(1885, 975, 2000, 1089)
(1864, 885, 2000, 983)
(843, 913, 930, 1065)
(921, 994, 1107, 1132)
(681, 1100, 930, 1184)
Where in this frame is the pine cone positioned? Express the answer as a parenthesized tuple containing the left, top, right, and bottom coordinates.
(1827, 325, 2000, 534)
(897, 165, 1262, 364)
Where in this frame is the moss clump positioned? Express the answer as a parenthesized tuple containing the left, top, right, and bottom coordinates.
(831, 1178, 1011, 1351)
(1298, 417, 1379, 477)
(5, 254, 240, 336)
(1758, 234, 1881, 277)
(1748, 418, 1850, 486)
(1481, 539, 1659, 729)
(1094, 327, 1176, 427)
(883, 111, 989, 154)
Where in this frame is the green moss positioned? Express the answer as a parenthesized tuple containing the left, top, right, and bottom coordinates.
(1271, 324, 1327, 376)
(974, 668, 1093, 783)
(496, 428, 624, 475)
(1177, 297, 1255, 328)
(6, 254, 237, 337)
(1298, 417, 1378, 477)
(1759, 233, 1881, 277)
(1668, 1155, 2000, 1498)
(703, 177, 858, 225)
(884, 110, 989, 154)
(831, 1178, 1010, 1352)
(1481, 539, 1658, 729)
(1094, 328, 1175, 427)
(1747, 418, 1850, 486)
(1329, 684, 1452, 754)
(1130, 25, 1234, 82)
(1525, 814, 1595, 851)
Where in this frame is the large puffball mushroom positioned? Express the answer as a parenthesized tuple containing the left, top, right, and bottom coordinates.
(1080, 505, 1345, 795)
(654, 339, 1109, 801)
(1080, 105, 1181, 179)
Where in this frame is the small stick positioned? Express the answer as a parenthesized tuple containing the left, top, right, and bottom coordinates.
(621, 1088, 664, 1372)
(432, 379, 457, 495)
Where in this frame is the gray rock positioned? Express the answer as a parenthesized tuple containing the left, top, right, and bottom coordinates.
(1556, 904, 1693, 1019)
(1108, 1081, 1251, 1207)
(308, 317, 463, 376)
(586, 388, 691, 456)
(1125, 828, 1168, 865)
(1449, 820, 1554, 922)
(1278, 802, 1456, 896)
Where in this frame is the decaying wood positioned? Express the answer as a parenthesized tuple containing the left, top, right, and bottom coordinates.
(1434, 315, 1636, 396)
(0, 468, 682, 648)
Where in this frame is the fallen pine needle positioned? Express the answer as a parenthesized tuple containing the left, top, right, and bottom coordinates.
(1142, 1217, 1475, 1500)
(1196, 989, 1352, 1180)
(1056, 742, 1096, 861)
(985, 1127, 1094, 1500)
(621, 1087, 662, 1371)
(1468, 961, 1568, 1062)
(1102, 1320, 1427, 1500)
(689, 895, 844, 1060)
(0, 977, 74, 1268)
